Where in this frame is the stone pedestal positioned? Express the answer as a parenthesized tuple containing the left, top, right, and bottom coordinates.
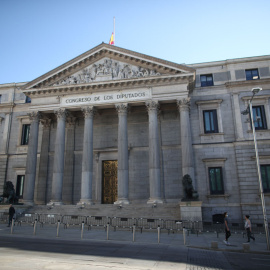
(179, 201, 202, 221)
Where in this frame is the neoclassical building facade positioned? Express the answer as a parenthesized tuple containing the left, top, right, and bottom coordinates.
(0, 43, 270, 222)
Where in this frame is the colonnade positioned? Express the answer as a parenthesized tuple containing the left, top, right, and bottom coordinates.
(23, 99, 194, 205)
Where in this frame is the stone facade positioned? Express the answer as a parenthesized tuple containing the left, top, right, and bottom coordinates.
(0, 44, 270, 223)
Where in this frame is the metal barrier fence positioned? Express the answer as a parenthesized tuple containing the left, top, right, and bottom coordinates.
(62, 215, 87, 229)
(86, 216, 110, 230)
(165, 220, 183, 234)
(39, 214, 62, 227)
(0, 212, 269, 236)
(16, 213, 39, 226)
(137, 218, 164, 233)
(111, 217, 137, 231)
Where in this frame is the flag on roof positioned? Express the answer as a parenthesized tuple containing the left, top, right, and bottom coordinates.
(109, 32, 114, 45)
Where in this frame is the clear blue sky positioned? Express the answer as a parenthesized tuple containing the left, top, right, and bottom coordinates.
(0, 0, 269, 84)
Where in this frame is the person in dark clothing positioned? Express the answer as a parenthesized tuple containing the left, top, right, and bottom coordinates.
(7, 204, 15, 227)
(223, 212, 231, 245)
(244, 215, 255, 242)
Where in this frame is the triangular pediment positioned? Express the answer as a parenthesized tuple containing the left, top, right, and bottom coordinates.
(21, 43, 195, 94)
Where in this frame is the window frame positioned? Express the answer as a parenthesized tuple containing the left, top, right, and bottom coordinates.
(200, 74, 214, 87)
(245, 69, 260, 80)
(252, 105, 267, 130)
(261, 165, 270, 193)
(25, 96, 31, 103)
(208, 167, 224, 195)
(203, 109, 219, 133)
(21, 124, 30, 145)
(16, 175, 25, 199)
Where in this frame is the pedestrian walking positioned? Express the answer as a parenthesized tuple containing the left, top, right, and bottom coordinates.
(244, 215, 255, 242)
(7, 204, 15, 227)
(223, 212, 231, 245)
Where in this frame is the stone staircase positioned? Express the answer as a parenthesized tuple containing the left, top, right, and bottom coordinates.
(25, 203, 181, 220)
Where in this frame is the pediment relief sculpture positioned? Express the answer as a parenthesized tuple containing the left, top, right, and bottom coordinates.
(51, 58, 162, 87)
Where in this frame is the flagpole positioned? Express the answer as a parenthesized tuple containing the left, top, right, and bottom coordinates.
(113, 16, 115, 45)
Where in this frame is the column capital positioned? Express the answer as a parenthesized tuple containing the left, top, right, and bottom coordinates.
(145, 100, 159, 112)
(27, 111, 40, 123)
(54, 108, 68, 120)
(115, 103, 128, 114)
(177, 98, 190, 112)
(66, 117, 77, 128)
(40, 118, 52, 129)
(82, 106, 96, 119)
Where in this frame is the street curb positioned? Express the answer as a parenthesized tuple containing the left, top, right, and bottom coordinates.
(187, 245, 270, 255)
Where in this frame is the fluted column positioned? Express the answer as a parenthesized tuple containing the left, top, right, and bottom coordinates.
(23, 111, 40, 205)
(177, 98, 195, 187)
(63, 116, 76, 204)
(146, 100, 163, 204)
(115, 103, 130, 204)
(36, 118, 51, 204)
(79, 106, 95, 205)
(49, 108, 68, 205)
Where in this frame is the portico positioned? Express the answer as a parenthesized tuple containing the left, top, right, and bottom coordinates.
(20, 43, 196, 206)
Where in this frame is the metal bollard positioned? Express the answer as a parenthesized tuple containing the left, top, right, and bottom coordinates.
(57, 220, 60, 237)
(183, 228, 187, 245)
(157, 225, 161, 244)
(106, 222, 110, 240)
(10, 219, 14, 234)
(133, 224, 136, 242)
(81, 221, 84, 239)
(33, 219, 37, 235)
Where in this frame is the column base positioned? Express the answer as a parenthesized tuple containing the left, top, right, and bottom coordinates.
(47, 201, 64, 206)
(77, 199, 94, 206)
(114, 199, 130, 205)
(147, 198, 164, 204)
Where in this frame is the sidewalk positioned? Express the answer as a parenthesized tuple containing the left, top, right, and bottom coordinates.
(0, 223, 269, 254)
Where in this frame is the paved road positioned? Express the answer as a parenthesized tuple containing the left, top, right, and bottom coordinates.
(0, 224, 270, 270)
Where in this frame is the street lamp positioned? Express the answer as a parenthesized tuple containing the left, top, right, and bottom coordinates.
(241, 87, 270, 250)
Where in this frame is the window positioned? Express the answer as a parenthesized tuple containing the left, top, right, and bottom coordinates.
(252, 105, 267, 130)
(245, 69, 259, 80)
(0, 95, 2, 104)
(200, 74, 213, 87)
(21, 124, 30, 145)
(209, 167, 224, 194)
(203, 110, 219, 133)
(16, 175, 25, 198)
(25, 96, 31, 103)
(261, 165, 270, 193)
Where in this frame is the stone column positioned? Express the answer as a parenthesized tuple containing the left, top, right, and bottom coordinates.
(63, 116, 76, 204)
(49, 108, 68, 205)
(79, 106, 95, 205)
(177, 98, 195, 187)
(146, 100, 163, 204)
(115, 103, 130, 204)
(23, 111, 40, 205)
(35, 118, 51, 204)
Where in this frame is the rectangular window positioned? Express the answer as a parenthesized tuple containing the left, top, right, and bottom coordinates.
(261, 165, 270, 193)
(21, 124, 30, 145)
(16, 175, 25, 198)
(25, 96, 31, 103)
(200, 74, 213, 87)
(0, 95, 2, 104)
(209, 167, 224, 194)
(245, 69, 259, 80)
(203, 110, 219, 133)
(252, 105, 267, 130)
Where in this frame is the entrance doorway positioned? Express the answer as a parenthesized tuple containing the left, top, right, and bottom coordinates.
(102, 160, 118, 204)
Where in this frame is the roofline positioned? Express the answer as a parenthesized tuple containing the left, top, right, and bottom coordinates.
(188, 55, 270, 68)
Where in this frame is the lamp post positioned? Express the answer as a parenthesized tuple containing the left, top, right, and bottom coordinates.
(242, 87, 270, 250)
